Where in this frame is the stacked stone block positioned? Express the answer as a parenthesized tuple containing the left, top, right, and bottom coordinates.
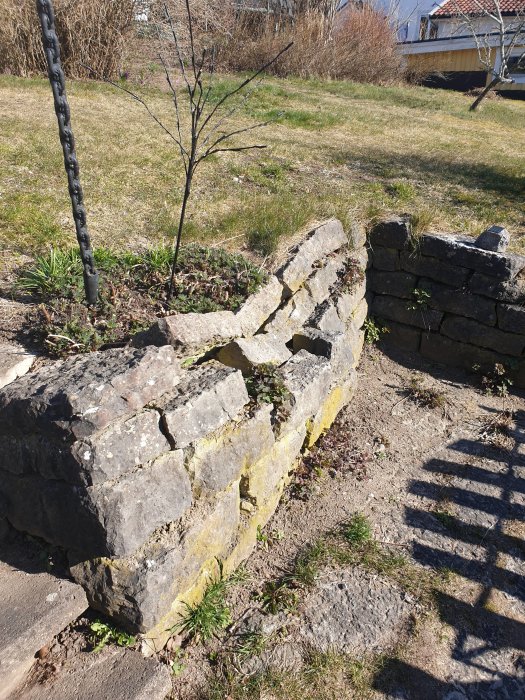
(368, 218, 525, 386)
(0, 219, 368, 648)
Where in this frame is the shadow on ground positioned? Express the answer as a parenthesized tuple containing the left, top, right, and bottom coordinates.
(372, 405, 525, 699)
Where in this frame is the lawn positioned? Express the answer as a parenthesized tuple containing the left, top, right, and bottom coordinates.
(1, 72, 524, 273)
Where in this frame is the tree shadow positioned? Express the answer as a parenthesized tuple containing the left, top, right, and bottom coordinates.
(328, 145, 525, 204)
(372, 409, 525, 698)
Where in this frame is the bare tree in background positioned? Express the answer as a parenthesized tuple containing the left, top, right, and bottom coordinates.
(89, 0, 291, 302)
(452, 0, 525, 110)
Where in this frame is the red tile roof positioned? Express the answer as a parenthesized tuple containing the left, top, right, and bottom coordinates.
(432, 0, 525, 16)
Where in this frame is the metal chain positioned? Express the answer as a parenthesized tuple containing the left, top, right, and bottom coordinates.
(36, 0, 99, 305)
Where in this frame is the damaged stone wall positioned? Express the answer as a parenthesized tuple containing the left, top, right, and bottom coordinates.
(368, 218, 525, 388)
(0, 218, 367, 650)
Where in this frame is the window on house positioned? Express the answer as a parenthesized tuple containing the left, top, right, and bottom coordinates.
(429, 21, 438, 39)
(508, 54, 525, 73)
(419, 16, 429, 40)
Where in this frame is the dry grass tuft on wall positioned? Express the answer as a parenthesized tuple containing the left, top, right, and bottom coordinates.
(0, 0, 136, 79)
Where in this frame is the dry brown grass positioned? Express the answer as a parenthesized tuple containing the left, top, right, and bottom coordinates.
(0, 0, 136, 79)
(1, 71, 524, 271)
(218, 7, 404, 84)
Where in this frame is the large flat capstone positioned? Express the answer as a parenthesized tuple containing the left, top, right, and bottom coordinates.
(0, 346, 181, 439)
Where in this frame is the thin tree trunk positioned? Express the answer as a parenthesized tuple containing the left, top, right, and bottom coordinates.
(168, 175, 192, 301)
(470, 77, 500, 111)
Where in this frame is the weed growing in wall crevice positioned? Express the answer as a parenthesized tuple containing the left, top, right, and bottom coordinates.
(245, 363, 291, 426)
(363, 317, 389, 344)
(89, 620, 136, 653)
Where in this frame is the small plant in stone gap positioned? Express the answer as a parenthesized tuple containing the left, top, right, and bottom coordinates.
(89, 620, 136, 653)
(245, 364, 291, 423)
(407, 288, 431, 311)
(476, 363, 513, 397)
(176, 560, 232, 641)
(363, 317, 389, 344)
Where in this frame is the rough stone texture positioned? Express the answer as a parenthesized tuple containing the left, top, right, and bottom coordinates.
(469, 272, 525, 302)
(0, 346, 180, 440)
(348, 221, 366, 250)
(419, 234, 525, 280)
(497, 303, 525, 334)
(441, 315, 525, 357)
(400, 251, 471, 287)
(304, 253, 347, 304)
(190, 405, 275, 495)
(0, 345, 35, 391)
(420, 333, 518, 377)
(1, 451, 192, 559)
(368, 270, 417, 299)
(217, 335, 291, 374)
(72, 485, 240, 633)
(308, 371, 357, 446)
(281, 350, 333, 429)
(372, 295, 443, 331)
(90, 451, 192, 557)
(352, 297, 369, 330)
(370, 246, 400, 271)
(475, 225, 510, 252)
(299, 570, 412, 653)
(17, 647, 171, 700)
(159, 362, 249, 448)
(132, 311, 242, 356)
(276, 219, 347, 294)
(382, 320, 422, 351)
(369, 217, 411, 249)
(242, 424, 307, 507)
(0, 542, 87, 700)
(418, 278, 497, 326)
(307, 300, 345, 333)
(263, 287, 317, 340)
(235, 276, 284, 336)
(292, 328, 354, 375)
(0, 410, 170, 487)
(336, 278, 367, 322)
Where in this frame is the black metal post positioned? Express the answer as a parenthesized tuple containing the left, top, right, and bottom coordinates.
(36, 0, 99, 305)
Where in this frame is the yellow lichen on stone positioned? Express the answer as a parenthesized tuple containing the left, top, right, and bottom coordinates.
(307, 375, 357, 447)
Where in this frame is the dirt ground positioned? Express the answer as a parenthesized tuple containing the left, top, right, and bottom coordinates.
(167, 344, 525, 699)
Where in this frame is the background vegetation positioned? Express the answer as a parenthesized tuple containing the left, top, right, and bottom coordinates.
(1, 72, 524, 271)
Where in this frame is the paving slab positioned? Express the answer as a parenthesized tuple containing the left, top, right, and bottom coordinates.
(16, 647, 171, 700)
(0, 543, 88, 700)
(0, 345, 35, 390)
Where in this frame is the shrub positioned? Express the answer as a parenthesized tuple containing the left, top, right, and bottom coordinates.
(218, 6, 404, 84)
(0, 0, 136, 79)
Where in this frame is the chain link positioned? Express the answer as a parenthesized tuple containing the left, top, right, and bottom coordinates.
(36, 0, 99, 305)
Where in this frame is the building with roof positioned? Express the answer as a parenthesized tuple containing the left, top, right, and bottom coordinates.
(397, 0, 525, 92)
